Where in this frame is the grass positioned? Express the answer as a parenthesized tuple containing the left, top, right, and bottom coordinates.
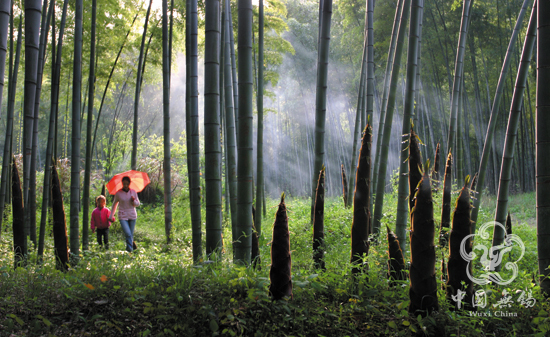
(0, 188, 549, 336)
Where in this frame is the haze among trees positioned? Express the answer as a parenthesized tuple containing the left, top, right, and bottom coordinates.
(0, 0, 549, 335)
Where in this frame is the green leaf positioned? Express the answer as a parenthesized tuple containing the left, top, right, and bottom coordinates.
(402, 320, 410, 326)
(388, 321, 397, 329)
(36, 315, 52, 327)
(8, 314, 24, 326)
(209, 319, 219, 332)
(307, 274, 319, 280)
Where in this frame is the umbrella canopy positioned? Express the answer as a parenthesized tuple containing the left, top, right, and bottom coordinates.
(106, 170, 150, 195)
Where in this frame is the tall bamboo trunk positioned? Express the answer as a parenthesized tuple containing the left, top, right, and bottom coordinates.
(0, 0, 9, 118)
(12, 156, 26, 268)
(409, 169, 438, 315)
(395, 0, 424, 251)
(131, 0, 153, 170)
(29, 0, 52, 249)
(255, 0, 264, 237)
(162, 0, 172, 244)
(493, 2, 536, 249)
(0, 2, 10, 222)
(311, 0, 332, 221)
(313, 166, 325, 270)
(348, 13, 368, 208)
(365, 0, 374, 124)
(22, 0, 42, 253)
(536, 0, 550, 296)
(456, 79, 464, 184)
(471, 0, 532, 230)
(222, 0, 237, 251)
(91, 14, 138, 156)
(234, 0, 254, 265)
(186, 0, 202, 262)
(373, 0, 411, 235)
(205, 0, 222, 258)
(269, 193, 292, 300)
(38, 0, 68, 260)
(446, 180, 473, 310)
(446, 0, 472, 158)
(227, 0, 239, 139)
(82, 0, 96, 252)
(0, 5, 17, 238)
(373, 0, 404, 201)
(251, 205, 260, 269)
(51, 163, 69, 271)
(350, 125, 372, 274)
(69, 0, 83, 260)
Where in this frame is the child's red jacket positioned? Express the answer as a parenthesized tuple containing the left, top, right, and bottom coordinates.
(91, 207, 113, 231)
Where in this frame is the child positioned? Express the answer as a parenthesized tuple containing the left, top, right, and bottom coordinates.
(91, 195, 113, 249)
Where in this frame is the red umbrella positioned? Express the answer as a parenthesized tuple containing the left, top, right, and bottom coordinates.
(106, 170, 150, 195)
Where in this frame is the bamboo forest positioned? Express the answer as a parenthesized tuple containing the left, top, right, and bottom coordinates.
(2, 0, 550, 335)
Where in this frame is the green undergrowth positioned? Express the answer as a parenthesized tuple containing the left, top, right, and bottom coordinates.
(0, 189, 548, 336)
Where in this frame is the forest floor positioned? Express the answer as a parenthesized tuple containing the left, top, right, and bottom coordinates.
(0, 190, 548, 336)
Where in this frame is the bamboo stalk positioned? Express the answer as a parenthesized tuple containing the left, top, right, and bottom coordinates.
(493, 2, 536, 250)
(395, 0, 424, 251)
(12, 156, 26, 268)
(472, 0, 532, 229)
(51, 163, 69, 271)
(204, 0, 223, 258)
(251, 205, 260, 270)
(372, 0, 411, 235)
(313, 166, 326, 271)
(0, 9, 20, 239)
(341, 164, 348, 207)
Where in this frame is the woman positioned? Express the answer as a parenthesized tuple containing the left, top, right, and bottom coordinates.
(109, 176, 140, 252)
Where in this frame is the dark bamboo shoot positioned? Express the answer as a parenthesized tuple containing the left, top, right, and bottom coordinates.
(351, 125, 372, 274)
(269, 193, 292, 300)
(409, 169, 438, 315)
(432, 143, 440, 183)
(446, 180, 473, 310)
(387, 225, 406, 286)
